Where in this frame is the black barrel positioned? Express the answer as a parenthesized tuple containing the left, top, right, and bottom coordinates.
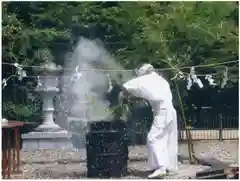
(86, 120, 128, 178)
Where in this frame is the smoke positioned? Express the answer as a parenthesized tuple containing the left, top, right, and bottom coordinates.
(62, 37, 132, 123)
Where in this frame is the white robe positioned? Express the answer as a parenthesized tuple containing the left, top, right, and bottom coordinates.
(123, 72, 178, 172)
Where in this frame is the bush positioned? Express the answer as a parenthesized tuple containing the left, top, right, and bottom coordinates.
(2, 101, 43, 132)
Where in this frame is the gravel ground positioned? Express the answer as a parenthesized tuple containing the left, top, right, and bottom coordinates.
(12, 140, 238, 179)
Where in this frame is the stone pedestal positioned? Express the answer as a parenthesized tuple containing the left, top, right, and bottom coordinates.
(21, 131, 74, 151)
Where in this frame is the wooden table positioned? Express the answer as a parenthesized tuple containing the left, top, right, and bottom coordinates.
(2, 121, 24, 179)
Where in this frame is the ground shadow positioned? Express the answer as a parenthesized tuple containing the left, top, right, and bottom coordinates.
(128, 170, 152, 178)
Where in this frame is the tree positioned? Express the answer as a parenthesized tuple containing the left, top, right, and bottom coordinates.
(2, 1, 238, 131)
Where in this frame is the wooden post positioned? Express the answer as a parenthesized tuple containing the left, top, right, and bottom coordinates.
(12, 128, 16, 172)
(7, 130, 11, 179)
(177, 112, 182, 141)
(219, 113, 223, 141)
(16, 128, 21, 173)
(2, 130, 7, 179)
(217, 89, 223, 141)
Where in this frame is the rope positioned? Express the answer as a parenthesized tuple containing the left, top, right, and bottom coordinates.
(2, 72, 223, 79)
(2, 60, 238, 72)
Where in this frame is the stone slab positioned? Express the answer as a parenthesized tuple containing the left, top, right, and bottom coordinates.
(22, 130, 71, 139)
(21, 131, 85, 151)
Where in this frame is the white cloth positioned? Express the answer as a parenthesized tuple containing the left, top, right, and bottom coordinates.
(123, 72, 178, 172)
(123, 72, 172, 107)
(135, 63, 154, 76)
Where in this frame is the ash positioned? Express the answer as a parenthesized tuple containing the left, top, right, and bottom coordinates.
(15, 140, 238, 179)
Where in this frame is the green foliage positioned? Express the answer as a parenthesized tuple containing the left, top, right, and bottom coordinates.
(2, 2, 238, 124)
(2, 102, 42, 123)
(3, 2, 238, 69)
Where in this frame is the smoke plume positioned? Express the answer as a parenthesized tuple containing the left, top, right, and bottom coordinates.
(62, 37, 132, 123)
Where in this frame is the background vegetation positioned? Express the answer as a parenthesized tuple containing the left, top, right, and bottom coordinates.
(2, 2, 238, 129)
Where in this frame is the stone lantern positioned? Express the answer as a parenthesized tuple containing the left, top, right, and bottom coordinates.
(35, 60, 62, 131)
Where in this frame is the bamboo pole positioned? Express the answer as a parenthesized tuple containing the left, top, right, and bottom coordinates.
(174, 80, 196, 164)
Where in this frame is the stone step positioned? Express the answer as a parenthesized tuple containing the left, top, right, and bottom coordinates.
(21, 131, 85, 151)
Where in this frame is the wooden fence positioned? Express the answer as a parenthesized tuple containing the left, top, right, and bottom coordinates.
(178, 107, 239, 141)
(128, 107, 239, 145)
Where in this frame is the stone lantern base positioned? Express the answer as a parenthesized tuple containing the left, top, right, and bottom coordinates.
(35, 122, 63, 132)
(21, 130, 74, 151)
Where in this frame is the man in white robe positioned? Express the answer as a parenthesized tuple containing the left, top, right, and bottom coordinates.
(121, 64, 178, 178)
